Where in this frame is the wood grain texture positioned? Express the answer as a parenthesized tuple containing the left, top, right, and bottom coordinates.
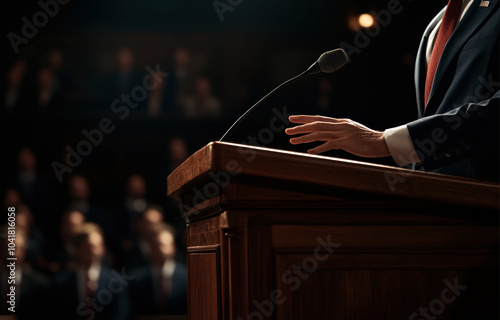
(168, 142, 499, 210)
(187, 247, 221, 320)
(168, 142, 499, 320)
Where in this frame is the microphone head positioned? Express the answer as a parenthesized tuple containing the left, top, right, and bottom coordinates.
(317, 48, 348, 73)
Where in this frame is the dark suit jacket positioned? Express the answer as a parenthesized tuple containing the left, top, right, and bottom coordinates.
(51, 266, 131, 320)
(0, 267, 50, 319)
(129, 262, 188, 315)
(408, 0, 499, 181)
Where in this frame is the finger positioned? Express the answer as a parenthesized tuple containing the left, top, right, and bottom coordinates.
(289, 115, 323, 124)
(307, 141, 338, 155)
(289, 115, 347, 124)
(285, 122, 341, 135)
(285, 123, 319, 136)
(289, 131, 338, 145)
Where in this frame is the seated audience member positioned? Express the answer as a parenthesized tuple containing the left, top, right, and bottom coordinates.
(146, 68, 167, 118)
(15, 204, 45, 272)
(2, 59, 28, 115)
(1, 188, 23, 220)
(65, 174, 104, 223)
(163, 47, 196, 116)
(122, 204, 164, 269)
(2, 188, 22, 206)
(99, 46, 144, 111)
(14, 147, 52, 228)
(65, 173, 119, 261)
(129, 222, 187, 316)
(45, 209, 86, 274)
(114, 174, 149, 249)
(0, 229, 50, 319)
(51, 223, 130, 320)
(46, 48, 73, 101)
(180, 76, 222, 119)
(166, 136, 189, 174)
(34, 66, 65, 114)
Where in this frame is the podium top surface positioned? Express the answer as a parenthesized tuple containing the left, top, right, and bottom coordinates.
(167, 141, 500, 210)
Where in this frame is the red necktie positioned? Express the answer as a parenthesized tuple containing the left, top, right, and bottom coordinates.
(424, 0, 464, 108)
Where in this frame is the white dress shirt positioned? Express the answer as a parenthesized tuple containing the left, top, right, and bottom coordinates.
(152, 260, 176, 303)
(78, 263, 101, 301)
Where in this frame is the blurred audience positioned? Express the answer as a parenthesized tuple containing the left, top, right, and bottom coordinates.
(0, 229, 50, 319)
(113, 174, 150, 256)
(146, 68, 167, 118)
(51, 223, 130, 320)
(33, 67, 65, 114)
(164, 47, 196, 115)
(65, 173, 119, 263)
(0, 39, 241, 319)
(123, 204, 164, 269)
(65, 174, 105, 223)
(101, 46, 144, 110)
(167, 136, 190, 173)
(181, 76, 222, 119)
(129, 222, 187, 316)
(13, 147, 53, 229)
(15, 148, 45, 208)
(2, 59, 28, 115)
(2, 188, 23, 210)
(46, 49, 70, 90)
(45, 209, 86, 274)
(15, 204, 45, 272)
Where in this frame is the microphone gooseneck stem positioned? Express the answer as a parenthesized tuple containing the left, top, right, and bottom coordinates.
(219, 69, 309, 142)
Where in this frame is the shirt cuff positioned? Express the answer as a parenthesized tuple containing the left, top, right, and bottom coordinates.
(383, 125, 421, 166)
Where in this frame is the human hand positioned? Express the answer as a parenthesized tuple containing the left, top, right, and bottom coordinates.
(285, 115, 390, 158)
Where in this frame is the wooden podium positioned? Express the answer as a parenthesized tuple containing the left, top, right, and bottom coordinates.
(167, 142, 499, 320)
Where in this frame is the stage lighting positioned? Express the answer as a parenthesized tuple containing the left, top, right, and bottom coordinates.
(358, 13, 375, 28)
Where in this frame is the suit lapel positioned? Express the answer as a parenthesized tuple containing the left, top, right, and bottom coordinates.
(426, 0, 499, 115)
(415, 7, 446, 117)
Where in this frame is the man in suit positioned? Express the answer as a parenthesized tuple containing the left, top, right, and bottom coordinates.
(0, 228, 50, 319)
(44, 209, 86, 274)
(13, 147, 53, 227)
(13, 204, 45, 272)
(64, 173, 121, 259)
(286, 0, 499, 182)
(1, 59, 28, 115)
(51, 223, 130, 320)
(121, 204, 164, 269)
(129, 222, 188, 316)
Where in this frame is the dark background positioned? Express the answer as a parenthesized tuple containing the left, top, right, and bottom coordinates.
(0, 0, 447, 254)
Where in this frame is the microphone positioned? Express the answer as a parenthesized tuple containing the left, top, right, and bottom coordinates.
(219, 48, 348, 142)
(305, 48, 350, 74)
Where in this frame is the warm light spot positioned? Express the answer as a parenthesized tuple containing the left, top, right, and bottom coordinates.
(358, 14, 375, 28)
(348, 15, 359, 31)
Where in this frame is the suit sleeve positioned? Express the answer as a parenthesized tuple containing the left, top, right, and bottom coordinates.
(406, 90, 499, 171)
